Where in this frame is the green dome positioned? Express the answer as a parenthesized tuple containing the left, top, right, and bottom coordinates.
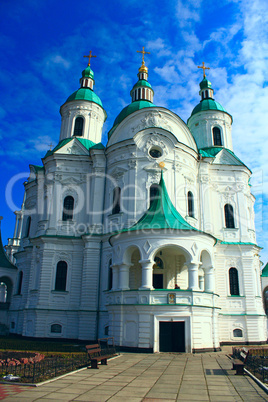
(190, 99, 227, 117)
(66, 88, 103, 107)
(82, 66, 94, 79)
(199, 77, 212, 90)
(131, 79, 152, 91)
(113, 100, 155, 127)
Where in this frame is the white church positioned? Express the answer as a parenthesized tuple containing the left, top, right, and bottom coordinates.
(0, 49, 267, 352)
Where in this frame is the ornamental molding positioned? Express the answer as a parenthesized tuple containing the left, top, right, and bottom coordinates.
(143, 133, 169, 156)
(128, 160, 137, 169)
(226, 258, 241, 269)
(56, 252, 72, 265)
(25, 197, 36, 209)
(110, 167, 127, 182)
(61, 176, 81, 186)
(131, 111, 171, 133)
(146, 172, 161, 186)
(173, 162, 182, 172)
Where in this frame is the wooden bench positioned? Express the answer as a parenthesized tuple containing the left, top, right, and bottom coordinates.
(86, 344, 111, 369)
(231, 347, 249, 375)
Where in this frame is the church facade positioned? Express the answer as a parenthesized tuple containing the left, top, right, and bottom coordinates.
(1, 51, 267, 352)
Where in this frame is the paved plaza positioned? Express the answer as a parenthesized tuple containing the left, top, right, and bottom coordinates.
(1, 352, 267, 401)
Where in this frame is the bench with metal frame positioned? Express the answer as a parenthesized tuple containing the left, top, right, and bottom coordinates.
(231, 347, 250, 375)
(86, 344, 111, 369)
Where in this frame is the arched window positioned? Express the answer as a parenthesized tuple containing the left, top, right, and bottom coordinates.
(154, 256, 164, 269)
(224, 204, 235, 228)
(150, 184, 160, 207)
(263, 288, 268, 315)
(213, 127, 222, 146)
(0, 282, 7, 303)
(62, 196, 74, 221)
(25, 216, 31, 237)
(187, 191, 194, 217)
(51, 324, 62, 333)
(108, 259, 113, 290)
(17, 271, 23, 295)
(233, 328, 243, 337)
(112, 187, 121, 214)
(73, 117, 84, 136)
(229, 267, 239, 295)
(55, 261, 67, 291)
(205, 90, 208, 98)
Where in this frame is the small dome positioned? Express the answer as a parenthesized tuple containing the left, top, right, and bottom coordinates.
(108, 100, 155, 138)
(82, 66, 94, 79)
(113, 100, 155, 126)
(139, 64, 148, 74)
(190, 99, 227, 117)
(131, 79, 153, 92)
(199, 77, 212, 90)
(66, 88, 103, 107)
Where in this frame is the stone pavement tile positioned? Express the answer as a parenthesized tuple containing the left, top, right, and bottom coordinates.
(179, 384, 207, 390)
(150, 385, 179, 393)
(3, 398, 39, 402)
(108, 397, 142, 402)
(179, 388, 208, 395)
(6, 390, 51, 399)
(74, 393, 110, 402)
(208, 389, 239, 396)
(96, 384, 124, 391)
(104, 380, 130, 386)
(209, 396, 242, 402)
(144, 399, 176, 402)
(113, 388, 149, 397)
(37, 392, 83, 400)
(56, 385, 90, 394)
(155, 379, 181, 385)
(177, 395, 209, 401)
(146, 391, 178, 399)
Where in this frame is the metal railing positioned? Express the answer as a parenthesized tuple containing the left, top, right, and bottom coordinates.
(0, 353, 89, 383)
(232, 347, 268, 384)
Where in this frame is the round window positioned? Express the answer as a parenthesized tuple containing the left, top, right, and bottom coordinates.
(149, 148, 162, 158)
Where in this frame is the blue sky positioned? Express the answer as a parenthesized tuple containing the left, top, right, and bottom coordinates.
(0, 0, 267, 263)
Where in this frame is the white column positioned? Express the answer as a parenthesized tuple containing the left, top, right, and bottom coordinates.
(139, 259, 153, 290)
(188, 262, 199, 290)
(112, 264, 119, 291)
(118, 263, 130, 290)
(199, 276, 205, 291)
(204, 266, 214, 292)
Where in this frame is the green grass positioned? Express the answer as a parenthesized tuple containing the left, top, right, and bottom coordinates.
(0, 336, 89, 353)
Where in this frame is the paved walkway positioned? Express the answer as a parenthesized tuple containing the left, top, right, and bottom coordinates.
(1, 352, 267, 401)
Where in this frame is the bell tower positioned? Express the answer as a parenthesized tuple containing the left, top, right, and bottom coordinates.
(59, 52, 107, 144)
(188, 62, 233, 150)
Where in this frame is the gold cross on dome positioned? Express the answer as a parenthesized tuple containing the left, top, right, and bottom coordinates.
(49, 143, 53, 150)
(137, 46, 150, 64)
(83, 51, 96, 66)
(198, 61, 210, 78)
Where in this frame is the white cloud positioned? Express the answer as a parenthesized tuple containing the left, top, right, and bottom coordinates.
(45, 54, 71, 69)
(154, 64, 180, 84)
(176, 0, 202, 27)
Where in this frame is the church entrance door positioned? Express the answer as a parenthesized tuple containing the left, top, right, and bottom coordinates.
(159, 321, 185, 352)
(153, 273, 163, 289)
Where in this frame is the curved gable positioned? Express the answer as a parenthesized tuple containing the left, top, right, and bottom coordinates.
(107, 106, 197, 151)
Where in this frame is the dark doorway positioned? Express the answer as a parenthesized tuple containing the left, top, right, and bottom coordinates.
(153, 274, 163, 289)
(159, 321, 185, 352)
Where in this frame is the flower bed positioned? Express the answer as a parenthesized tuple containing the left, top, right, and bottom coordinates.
(0, 352, 88, 383)
(0, 351, 45, 367)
